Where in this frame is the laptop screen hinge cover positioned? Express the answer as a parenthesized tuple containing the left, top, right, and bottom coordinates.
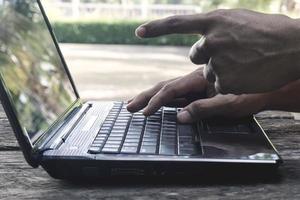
(34, 102, 92, 153)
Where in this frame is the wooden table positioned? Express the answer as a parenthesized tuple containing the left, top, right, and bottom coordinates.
(0, 104, 300, 200)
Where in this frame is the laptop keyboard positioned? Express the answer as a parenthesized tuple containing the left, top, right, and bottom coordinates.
(88, 102, 199, 156)
(87, 102, 255, 156)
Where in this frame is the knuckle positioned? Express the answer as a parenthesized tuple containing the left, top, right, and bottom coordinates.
(190, 101, 203, 116)
(189, 53, 198, 64)
(208, 9, 228, 19)
(190, 38, 213, 64)
(156, 80, 167, 88)
(206, 9, 237, 27)
(166, 16, 181, 30)
(139, 91, 151, 101)
(189, 49, 203, 64)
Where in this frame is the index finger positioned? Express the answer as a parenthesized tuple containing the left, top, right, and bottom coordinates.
(127, 78, 179, 113)
(136, 14, 211, 38)
(143, 71, 207, 115)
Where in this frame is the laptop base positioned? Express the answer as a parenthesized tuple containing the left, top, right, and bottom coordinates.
(41, 157, 280, 181)
(39, 101, 281, 180)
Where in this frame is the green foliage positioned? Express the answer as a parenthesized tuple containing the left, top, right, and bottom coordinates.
(52, 21, 200, 46)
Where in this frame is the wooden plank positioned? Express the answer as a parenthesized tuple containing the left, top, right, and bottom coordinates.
(0, 151, 299, 199)
(0, 105, 19, 150)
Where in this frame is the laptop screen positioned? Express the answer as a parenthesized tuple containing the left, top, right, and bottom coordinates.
(0, 1, 78, 141)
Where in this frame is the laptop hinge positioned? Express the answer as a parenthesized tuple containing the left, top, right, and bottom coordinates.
(34, 102, 92, 153)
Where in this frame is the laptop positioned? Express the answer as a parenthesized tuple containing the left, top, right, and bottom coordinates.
(0, 0, 282, 180)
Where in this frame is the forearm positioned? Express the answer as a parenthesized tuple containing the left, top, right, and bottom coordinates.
(263, 79, 300, 112)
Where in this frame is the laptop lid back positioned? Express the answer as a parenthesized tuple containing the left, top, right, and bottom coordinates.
(0, 0, 80, 167)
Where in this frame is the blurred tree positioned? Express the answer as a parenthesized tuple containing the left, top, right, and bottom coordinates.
(12, 0, 36, 19)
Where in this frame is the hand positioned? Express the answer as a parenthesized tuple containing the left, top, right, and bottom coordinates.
(127, 68, 268, 123)
(135, 9, 300, 94)
(127, 68, 209, 116)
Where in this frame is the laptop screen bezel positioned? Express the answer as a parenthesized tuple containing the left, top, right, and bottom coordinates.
(0, 0, 82, 167)
(37, 0, 80, 101)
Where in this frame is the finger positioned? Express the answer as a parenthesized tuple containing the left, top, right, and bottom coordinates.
(177, 96, 226, 123)
(189, 37, 210, 65)
(143, 72, 205, 115)
(143, 80, 180, 116)
(165, 90, 207, 107)
(127, 78, 179, 113)
(136, 14, 210, 38)
(185, 91, 207, 101)
(127, 86, 163, 113)
(165, 98, 190, 108)
(127, 98, 134, 104)
(203, 58, 216, 83)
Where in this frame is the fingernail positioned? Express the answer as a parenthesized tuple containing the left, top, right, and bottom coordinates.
(135, 26, 146, 38)
(126, 105, 132, 112)
(177, 111, 192, 123)
(142, 107, 152, 116)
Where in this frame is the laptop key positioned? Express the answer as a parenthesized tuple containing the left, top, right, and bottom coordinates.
(121, 146, 138, 154)
(142, 137, 158, 143)
(125, 135, 141, 139)
(105, 140, 122, 145)
(124, 137, 140, 142)
(88, 146, 102, 154)
(140, 145, 157, 154)
(102, 147, 119, 153)
(159, 145, 176, 155)
(107, 135, 123, 140)
(103, 143, 120, 148)
(123, 142, 139, 147)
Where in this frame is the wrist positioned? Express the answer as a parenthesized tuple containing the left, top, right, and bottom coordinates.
(262, 79, 300, 112)
(251, 93, 271, 113)
(259, 92, 274, 111)
(236, 93, 270, 115)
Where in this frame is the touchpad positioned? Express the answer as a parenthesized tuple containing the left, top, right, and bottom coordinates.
(198, 117, 275, 159)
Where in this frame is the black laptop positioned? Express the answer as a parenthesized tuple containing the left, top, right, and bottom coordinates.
(0, 0, 282, 180)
